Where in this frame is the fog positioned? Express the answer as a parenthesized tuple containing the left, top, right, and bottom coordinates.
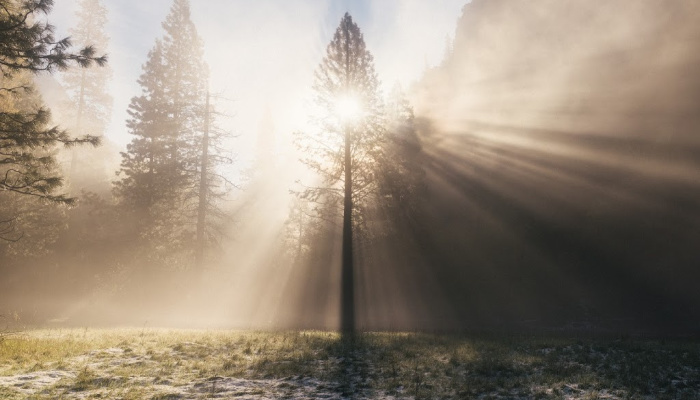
(2, 0, 699, 334)
(408, 0, 700, 332)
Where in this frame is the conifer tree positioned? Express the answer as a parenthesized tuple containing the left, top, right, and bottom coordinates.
(379, 85, 424, 226)
(116, 0, 228, 268)
(0, 71, 70, 243)
(194, 92, 235, 267)
(298, 13, 385, 222)
(0, 0, 106, 75)
(0, 0, 106, 241)
(296, 13, 385, 332)
(62, 0, 113, 192)
(115, 39, 176, 242)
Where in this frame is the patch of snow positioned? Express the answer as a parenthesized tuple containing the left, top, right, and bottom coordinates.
(0, 370, 75, 394)
(91, 347, 125, 356)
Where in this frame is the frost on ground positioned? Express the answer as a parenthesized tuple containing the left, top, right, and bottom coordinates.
(0, 364, 387, 400)
(0, 373, 355, 399)
(0, 370, 75, 395)
(0, 329, 698, 399)
(0, 349, 339, 399)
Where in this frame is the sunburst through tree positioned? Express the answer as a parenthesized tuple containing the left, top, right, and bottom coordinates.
(296, 13, 385, 332)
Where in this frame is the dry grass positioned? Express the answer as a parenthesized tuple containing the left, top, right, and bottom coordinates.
(0, 329, 698, 399)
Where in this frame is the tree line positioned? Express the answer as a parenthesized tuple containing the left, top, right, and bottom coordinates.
(0, 0, 425, 327)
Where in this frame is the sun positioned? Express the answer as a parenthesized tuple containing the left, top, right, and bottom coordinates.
(334, 94, 362, 123)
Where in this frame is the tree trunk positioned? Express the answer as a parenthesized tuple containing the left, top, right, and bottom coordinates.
(341, 124, 355, 333)
(195, 91, 210, 268)
(340, 19, 355, 333)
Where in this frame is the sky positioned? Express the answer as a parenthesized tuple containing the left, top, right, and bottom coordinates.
(49, 0, 467, 163)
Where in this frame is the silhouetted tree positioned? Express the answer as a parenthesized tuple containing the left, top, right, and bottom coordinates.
(296, 13, 385, 332)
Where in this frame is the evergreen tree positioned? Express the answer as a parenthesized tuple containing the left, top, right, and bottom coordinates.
(297, 13, 385, 223)
(194, 92, 235, 267)
(0, 0, 106, 241)
(116, 0, 227, 268)
(378, 85, 424, 227)
(64, 0, 111, 136)
(61, 0, 113, 193)
(296, 13, 385, 332)
(0, 0, 106, 75)
(0, 71, 69, 243)
(115, 39, 177, 245)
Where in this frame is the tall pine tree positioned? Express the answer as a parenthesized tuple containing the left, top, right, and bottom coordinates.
(116, 0, 231, 270)
(296, 13, 385, 332)
(115, 0, 207, 268)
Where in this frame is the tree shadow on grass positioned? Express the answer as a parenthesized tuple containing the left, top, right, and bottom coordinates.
(326, 333, 370, 399)
(242, 331, 700, 399)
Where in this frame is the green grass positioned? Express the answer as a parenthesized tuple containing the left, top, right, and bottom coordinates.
(0, 329, 698, 399)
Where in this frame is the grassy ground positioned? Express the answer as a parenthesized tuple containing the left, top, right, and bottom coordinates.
(0, 329, 698, 399)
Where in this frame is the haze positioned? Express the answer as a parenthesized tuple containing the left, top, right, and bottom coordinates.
(1, 0, 699, 335)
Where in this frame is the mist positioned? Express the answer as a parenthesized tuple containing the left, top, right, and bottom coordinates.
(408, 0, 700, 331)
(1, 0, 699, 336)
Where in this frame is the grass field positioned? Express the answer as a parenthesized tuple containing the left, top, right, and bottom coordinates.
(0, 329, 698, 399)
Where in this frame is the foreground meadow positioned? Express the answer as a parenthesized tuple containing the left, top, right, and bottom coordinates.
(0, 329, 698, 399)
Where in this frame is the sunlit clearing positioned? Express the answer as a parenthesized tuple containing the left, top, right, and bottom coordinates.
(334, 94, 362, 123)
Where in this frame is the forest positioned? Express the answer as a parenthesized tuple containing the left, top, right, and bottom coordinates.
(1, 0, 700, 397)
(2, 0, 700, 332)
(2, 0, 700, 330)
